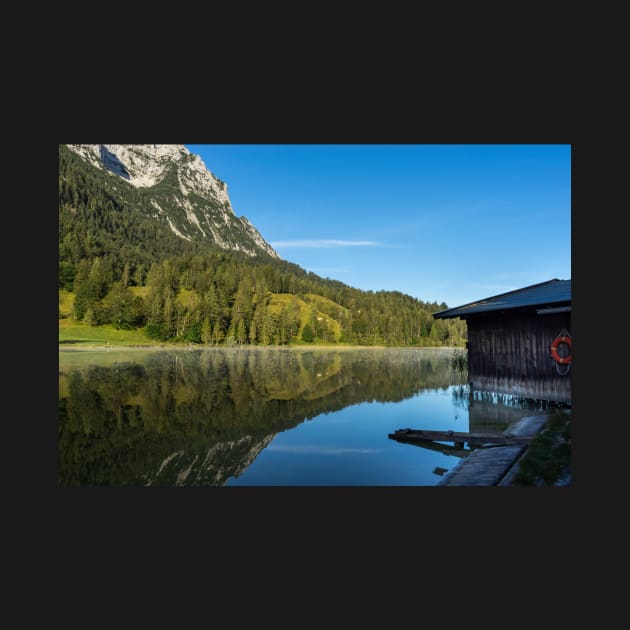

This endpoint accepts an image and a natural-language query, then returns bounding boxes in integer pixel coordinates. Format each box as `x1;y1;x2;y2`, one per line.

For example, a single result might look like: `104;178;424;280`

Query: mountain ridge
65;144;279;259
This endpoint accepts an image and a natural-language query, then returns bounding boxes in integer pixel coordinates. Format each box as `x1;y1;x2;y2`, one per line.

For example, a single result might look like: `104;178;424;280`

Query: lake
58;346;548;486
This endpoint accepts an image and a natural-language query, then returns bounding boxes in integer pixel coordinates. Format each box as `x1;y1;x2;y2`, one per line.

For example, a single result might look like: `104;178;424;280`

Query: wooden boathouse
433;279;571;404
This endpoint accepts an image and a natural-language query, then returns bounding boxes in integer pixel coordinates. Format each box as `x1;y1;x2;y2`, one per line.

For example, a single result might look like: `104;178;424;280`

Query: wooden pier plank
390;415;551;486
438;446;526;486
388;428;532;447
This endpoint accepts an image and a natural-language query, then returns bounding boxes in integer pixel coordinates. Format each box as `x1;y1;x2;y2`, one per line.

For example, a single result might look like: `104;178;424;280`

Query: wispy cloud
270;239;382;248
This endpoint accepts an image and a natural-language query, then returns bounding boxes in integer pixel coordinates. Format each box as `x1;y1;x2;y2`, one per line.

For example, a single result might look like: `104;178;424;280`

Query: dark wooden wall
466;308;571;403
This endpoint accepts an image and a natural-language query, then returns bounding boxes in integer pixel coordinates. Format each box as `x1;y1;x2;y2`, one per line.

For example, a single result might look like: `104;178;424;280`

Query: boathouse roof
433;279;571;319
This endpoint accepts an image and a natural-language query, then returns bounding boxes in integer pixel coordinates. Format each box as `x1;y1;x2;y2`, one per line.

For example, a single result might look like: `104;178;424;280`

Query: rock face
66;144;279;258
144;434;277;486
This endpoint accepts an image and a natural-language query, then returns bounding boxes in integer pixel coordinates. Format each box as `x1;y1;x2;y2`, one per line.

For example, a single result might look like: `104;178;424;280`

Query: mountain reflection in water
58;347;546;486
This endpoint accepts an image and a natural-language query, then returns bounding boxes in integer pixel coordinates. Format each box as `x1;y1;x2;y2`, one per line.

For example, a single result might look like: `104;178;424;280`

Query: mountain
59;144;467;347
64;144;279;259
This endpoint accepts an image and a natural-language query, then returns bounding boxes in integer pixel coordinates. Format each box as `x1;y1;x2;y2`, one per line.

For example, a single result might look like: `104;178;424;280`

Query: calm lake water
58;347;548;486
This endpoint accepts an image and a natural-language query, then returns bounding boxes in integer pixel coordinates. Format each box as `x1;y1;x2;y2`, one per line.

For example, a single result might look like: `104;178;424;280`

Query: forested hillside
59;145;466;346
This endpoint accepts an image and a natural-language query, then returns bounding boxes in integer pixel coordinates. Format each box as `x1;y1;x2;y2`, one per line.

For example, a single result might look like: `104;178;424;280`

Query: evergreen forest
59;145;466;347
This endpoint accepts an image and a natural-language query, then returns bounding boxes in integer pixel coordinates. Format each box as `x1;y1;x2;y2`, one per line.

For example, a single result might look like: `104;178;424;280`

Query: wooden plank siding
467;309;571;403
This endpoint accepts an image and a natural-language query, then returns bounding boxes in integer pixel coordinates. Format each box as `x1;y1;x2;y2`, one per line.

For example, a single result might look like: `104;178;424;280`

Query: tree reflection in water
59;348;464;486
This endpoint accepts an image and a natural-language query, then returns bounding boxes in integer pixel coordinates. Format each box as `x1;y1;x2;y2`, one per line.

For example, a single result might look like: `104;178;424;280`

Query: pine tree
249;317;258;344
236;318;247;345
121;262;131;287
212;321;225;345
162;294;175;339
132;264;145;287
102;282;137;329
72;259;91;320
84;307;98;326
302;323;315;343
201;317;212;344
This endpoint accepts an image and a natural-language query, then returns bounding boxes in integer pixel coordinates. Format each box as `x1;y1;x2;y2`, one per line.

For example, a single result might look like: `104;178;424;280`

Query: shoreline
59;343;460;352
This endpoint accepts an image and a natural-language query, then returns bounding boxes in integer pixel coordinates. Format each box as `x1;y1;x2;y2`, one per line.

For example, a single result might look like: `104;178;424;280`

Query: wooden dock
438;445;526;485
441;415;549;486
389;415;550;486
388;428;532;447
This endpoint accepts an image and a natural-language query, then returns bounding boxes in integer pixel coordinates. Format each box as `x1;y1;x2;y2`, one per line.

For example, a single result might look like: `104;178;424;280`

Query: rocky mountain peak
65;144;279;259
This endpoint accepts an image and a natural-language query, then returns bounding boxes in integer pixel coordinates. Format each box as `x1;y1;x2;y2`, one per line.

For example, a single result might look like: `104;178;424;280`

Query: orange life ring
550;335;572;364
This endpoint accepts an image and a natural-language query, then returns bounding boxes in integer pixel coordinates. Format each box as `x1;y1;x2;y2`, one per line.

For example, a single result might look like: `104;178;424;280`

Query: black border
46;98;589;584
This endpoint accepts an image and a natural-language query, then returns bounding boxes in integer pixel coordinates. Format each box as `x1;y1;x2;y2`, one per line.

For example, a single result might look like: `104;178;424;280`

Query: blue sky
185;144;571;308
